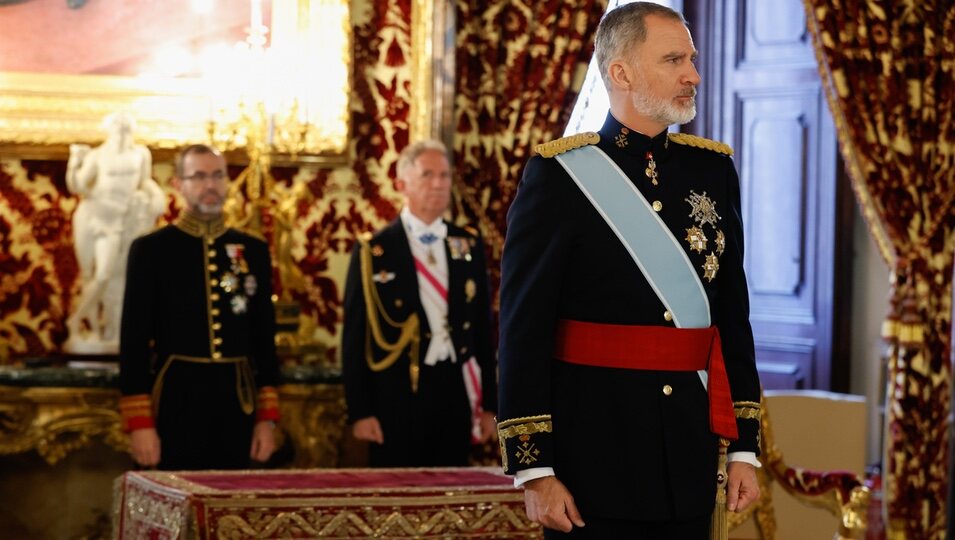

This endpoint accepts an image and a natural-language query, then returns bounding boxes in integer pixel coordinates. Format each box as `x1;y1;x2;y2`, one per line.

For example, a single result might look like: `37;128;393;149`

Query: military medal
220;272;239;293
225;243;250;274
685;227;707;253
645;151;658;185
686;190;721;228
371;244;384;257
465;279;476;303
244;274;257;296
418;232;438;265
702;253;720;282
715;230;726;255
231;294;248;314
448;237;471;261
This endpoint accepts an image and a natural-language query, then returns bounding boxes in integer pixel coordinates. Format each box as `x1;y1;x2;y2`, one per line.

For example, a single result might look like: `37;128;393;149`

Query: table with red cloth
112;467;541;539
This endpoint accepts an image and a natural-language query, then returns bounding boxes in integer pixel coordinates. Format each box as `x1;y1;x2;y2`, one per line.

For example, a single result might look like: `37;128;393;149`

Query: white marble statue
64;113;167;355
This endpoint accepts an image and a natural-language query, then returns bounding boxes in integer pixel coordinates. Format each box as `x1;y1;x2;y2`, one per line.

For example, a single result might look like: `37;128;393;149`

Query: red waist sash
554;319;738;440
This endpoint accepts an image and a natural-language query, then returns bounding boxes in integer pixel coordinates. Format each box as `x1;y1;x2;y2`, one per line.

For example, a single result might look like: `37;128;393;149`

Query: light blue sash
555;145;711;328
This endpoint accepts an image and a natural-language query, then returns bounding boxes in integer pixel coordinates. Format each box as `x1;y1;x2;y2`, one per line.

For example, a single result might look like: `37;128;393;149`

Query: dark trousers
543;514;711;540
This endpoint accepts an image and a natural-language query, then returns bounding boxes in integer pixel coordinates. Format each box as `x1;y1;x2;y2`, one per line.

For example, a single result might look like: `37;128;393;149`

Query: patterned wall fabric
803;2;955;538
0;0;410;365
451;0;608;313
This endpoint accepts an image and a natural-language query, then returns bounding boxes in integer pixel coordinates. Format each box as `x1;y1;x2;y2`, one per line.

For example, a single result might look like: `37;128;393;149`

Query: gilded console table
0;364;345;467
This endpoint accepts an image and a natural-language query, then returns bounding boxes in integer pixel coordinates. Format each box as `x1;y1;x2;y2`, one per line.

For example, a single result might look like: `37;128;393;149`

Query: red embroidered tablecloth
112;467;540;539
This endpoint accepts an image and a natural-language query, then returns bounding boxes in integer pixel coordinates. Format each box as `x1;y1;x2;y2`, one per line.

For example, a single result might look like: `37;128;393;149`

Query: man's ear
608;59;633;91
394;178;406;193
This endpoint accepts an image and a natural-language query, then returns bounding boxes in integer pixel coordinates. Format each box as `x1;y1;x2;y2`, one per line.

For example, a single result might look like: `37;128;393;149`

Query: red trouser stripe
554;319;739;440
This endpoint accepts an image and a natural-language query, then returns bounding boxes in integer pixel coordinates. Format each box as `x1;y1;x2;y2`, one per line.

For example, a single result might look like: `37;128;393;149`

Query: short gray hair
396;139;448;179
594;2;687;89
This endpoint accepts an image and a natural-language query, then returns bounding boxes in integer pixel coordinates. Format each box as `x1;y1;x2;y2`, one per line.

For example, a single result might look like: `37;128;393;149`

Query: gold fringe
711;439;729;540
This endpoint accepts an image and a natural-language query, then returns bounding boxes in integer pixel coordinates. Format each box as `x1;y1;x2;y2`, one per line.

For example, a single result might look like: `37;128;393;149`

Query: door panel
688;0;841;390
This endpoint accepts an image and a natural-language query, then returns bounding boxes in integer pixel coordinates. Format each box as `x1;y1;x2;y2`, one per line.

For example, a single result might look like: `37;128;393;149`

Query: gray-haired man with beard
496;3;761;538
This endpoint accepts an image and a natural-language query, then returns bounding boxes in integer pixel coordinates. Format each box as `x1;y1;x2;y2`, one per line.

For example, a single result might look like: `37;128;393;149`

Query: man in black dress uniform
497;3;761;538
119;144;280;470
342;139;497;467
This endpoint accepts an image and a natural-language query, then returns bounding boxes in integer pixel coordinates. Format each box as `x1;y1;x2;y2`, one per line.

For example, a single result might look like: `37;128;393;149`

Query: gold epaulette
668;133;734;156
534;132;600;158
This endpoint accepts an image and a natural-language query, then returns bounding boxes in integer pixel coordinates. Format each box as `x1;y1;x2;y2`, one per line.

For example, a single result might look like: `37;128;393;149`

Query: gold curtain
451;0;609;300
803;2;955;538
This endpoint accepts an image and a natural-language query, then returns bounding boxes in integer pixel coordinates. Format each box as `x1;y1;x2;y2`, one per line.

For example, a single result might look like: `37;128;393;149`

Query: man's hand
352;416;384;444
129;427;161;467
727;461;760;512
523;476;585;533
476;411;497;443
250;421;277;462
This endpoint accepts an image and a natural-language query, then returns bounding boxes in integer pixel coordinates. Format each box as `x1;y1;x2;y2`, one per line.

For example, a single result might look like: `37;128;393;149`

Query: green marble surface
0;362;341;388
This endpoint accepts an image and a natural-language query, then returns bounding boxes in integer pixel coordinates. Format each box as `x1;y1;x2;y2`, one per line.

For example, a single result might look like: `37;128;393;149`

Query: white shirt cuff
513;467;556;488
728;451;761;468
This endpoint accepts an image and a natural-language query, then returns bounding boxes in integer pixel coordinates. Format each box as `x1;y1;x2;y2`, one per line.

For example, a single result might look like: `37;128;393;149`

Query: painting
0;0;350;159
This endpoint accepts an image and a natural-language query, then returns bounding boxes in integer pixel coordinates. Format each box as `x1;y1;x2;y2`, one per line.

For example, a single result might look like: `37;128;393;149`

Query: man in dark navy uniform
497;3;761;538
342;140;497;467
119;144;280;470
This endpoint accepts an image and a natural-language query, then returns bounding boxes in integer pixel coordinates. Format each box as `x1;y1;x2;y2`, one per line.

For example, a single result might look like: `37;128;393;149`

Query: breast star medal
702;253;720;282
715;230;726;255
685;227;707;253
685;191;721;228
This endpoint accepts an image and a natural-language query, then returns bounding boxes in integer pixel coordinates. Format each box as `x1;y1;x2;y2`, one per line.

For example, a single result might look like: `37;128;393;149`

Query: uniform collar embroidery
598;111;671;159
175;210;227;239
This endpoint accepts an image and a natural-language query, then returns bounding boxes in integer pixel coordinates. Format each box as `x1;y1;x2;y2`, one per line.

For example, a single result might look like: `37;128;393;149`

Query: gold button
207;237;215;245
460;346;468;354
395;299;403;308
208;264;218;272
463;321;471;330
212;351;222;359
662;384;673;396
663;311;672;322
211;308;221;316
213;323;222;330
213;337;223;345
652;200;663;212
208;250;217;257
210;279;218;287
211;293;220;301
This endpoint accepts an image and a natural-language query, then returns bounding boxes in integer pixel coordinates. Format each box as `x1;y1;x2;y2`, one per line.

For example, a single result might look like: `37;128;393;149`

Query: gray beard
632;91;697;127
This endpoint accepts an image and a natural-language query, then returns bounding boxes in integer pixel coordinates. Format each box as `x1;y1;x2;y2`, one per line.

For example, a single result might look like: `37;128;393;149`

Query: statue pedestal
61;337;119;356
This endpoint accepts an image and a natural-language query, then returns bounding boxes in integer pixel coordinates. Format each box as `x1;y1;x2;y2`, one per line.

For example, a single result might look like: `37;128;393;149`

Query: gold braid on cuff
496;415;552;472
734;401;761;420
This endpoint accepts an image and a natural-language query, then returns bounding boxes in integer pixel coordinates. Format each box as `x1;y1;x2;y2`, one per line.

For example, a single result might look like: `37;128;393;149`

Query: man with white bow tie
342;139;498;467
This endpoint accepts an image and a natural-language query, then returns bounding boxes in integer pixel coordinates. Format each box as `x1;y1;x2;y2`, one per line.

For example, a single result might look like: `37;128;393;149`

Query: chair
728;390;870;540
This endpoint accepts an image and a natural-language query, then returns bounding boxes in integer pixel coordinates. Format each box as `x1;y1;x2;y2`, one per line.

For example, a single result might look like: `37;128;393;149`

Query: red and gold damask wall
0;0;412;364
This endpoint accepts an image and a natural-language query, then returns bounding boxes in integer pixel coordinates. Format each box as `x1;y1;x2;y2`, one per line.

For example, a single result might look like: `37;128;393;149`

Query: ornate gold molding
0;386;128;465
277;384;347;468
0;382;346;467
